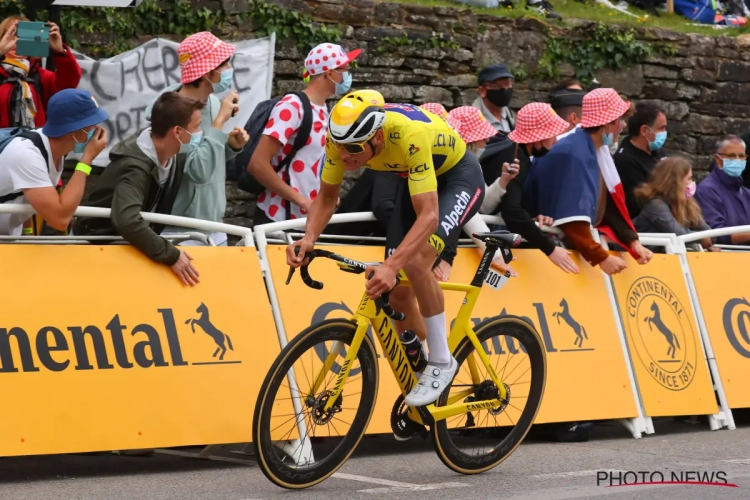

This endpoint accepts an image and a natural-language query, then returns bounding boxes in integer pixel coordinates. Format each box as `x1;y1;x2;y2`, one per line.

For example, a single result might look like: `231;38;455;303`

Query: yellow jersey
321;104;467;196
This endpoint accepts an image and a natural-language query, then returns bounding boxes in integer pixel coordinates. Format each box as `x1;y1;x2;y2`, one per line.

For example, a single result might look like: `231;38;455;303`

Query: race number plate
484;265;511;291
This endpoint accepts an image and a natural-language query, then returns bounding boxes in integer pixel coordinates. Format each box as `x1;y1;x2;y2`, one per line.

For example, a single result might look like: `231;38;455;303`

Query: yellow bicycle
252;231;548;489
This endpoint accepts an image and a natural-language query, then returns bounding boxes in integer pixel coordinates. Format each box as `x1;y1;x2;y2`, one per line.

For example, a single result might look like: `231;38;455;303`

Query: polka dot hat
303;43;361;80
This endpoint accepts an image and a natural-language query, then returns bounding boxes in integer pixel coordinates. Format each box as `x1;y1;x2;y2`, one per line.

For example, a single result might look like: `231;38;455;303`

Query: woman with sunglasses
287;89;485;407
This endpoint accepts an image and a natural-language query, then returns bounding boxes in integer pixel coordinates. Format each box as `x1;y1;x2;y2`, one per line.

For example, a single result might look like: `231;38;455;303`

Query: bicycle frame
307;258;514;427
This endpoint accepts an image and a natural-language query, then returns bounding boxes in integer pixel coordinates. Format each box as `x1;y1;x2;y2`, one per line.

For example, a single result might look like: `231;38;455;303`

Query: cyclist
287;89;485;407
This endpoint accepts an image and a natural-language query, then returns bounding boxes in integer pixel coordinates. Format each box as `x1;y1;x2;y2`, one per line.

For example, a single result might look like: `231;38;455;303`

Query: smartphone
15;21;50;58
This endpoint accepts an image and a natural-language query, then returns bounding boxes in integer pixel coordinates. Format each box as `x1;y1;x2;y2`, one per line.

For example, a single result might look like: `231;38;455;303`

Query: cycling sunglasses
333;140;370;155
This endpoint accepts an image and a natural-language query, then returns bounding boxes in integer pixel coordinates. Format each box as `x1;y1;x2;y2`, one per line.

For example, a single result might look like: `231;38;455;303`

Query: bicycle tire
252;319;379;489
432;315;547;474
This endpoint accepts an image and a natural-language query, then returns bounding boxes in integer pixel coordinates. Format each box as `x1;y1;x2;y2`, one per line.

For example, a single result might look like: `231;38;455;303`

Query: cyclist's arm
303;180;341;242
303;141;344;242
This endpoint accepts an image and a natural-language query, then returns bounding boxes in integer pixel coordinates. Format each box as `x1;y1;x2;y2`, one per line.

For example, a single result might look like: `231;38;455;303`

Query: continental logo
626;277;696;391
552;298;589;349
0;303;239;373
722;297;750;358
409;163;430;182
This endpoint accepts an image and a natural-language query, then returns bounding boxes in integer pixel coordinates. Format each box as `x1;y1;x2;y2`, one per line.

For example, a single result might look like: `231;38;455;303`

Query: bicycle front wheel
252;319;379;489
432;315;547;474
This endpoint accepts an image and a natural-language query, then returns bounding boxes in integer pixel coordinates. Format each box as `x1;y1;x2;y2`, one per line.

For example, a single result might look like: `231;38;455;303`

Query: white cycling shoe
404;357;458;407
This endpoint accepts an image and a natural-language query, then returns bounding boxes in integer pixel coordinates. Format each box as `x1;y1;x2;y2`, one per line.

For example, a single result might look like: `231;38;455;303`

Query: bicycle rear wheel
432;315;547;474
252;319;379;489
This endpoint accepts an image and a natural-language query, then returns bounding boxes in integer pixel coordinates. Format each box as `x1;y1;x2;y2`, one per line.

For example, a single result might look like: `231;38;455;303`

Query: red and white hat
178;32;236;84
579;88;631;129
420;102;449;118
507;103;571;144
448;106;496;145
303;43;361;79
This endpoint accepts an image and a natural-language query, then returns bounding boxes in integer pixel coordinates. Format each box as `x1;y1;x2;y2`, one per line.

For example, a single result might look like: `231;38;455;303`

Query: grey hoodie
145;84;241;234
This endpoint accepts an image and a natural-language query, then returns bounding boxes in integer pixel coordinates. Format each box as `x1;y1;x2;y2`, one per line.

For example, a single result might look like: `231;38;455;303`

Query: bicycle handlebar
285;248;405;322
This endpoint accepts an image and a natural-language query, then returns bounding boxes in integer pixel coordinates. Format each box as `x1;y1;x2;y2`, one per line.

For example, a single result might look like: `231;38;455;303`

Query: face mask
475;147;485;159
608;141;619;156
722;159;746;177
485;88;513;108
212;68;234;94
532;144;549;158
179;129;203;154
685;181;696;198
649;130;667;151
602;131;614;147
333;71;352;96
74;129;95;154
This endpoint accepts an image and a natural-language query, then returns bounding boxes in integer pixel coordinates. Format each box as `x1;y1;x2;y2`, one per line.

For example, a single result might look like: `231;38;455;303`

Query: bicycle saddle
473;230;523;248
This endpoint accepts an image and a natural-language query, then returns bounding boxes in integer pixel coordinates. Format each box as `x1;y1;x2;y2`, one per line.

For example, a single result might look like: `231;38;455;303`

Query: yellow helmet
328;90;386;144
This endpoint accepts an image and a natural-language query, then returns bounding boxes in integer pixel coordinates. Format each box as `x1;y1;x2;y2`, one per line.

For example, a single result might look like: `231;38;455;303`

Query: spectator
614;101;668;218
73;92;206;286
498;0;561;19
695;135;750;245
250;43;361;224
554;79;584;91
146;31;248;247
0;16;82;129
480;102;580;274
633;157;718;252
0;88;107;235
472;64;515;134
0;16;83;235
524;89;651;275
550;87;585;139
433;105;519;281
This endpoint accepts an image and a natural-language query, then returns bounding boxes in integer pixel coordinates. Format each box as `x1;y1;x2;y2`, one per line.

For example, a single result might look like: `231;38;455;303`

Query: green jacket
145;84;241;234
73;131;186;266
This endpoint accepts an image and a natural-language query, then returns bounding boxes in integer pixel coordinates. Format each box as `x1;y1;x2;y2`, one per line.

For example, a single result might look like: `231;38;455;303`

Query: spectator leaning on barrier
0;88;107;236
524;89;652;276
613;101;668;219
250;43;361;225
694;135;750;245
73;92;205;286
633;157;718;252
472;63;515;135
146;31;248;247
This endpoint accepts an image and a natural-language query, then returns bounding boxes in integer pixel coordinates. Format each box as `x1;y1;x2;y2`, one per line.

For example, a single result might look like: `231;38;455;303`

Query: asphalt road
3;418;750;500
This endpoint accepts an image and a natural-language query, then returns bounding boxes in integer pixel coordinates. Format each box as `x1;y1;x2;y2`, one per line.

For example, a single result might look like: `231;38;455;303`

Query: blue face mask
212;68;234;94
602;131;614;147
333;71;352;96
648;130;667;151
722;159;746;177
179;129;203;154
74;129;95;154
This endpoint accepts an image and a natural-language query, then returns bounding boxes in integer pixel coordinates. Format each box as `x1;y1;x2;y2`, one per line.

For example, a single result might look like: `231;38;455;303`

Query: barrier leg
598;234;654;439
669;237;735;431
254;227;315;466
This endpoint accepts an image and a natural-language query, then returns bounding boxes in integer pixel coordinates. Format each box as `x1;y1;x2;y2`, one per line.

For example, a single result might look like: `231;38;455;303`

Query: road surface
2;418;750;499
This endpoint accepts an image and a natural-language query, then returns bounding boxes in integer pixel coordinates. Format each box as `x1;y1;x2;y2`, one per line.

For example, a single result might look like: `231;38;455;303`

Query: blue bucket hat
42;89;109;138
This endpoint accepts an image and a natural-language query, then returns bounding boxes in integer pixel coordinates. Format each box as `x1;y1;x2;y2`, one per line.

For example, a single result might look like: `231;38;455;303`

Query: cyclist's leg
403;154;486;406
385;178;427;343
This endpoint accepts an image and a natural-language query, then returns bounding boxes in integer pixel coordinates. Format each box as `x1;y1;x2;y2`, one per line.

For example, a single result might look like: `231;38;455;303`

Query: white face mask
608;141;619;155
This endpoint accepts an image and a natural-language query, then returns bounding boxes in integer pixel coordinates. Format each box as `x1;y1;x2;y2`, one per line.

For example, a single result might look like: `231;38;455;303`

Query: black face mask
485;88;513;108
532;145;549;158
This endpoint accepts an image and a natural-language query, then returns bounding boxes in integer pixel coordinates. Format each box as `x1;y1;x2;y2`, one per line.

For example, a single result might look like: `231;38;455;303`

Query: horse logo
644;301;680;359
552;298;589;348
625;277;697;391
185;303;234;361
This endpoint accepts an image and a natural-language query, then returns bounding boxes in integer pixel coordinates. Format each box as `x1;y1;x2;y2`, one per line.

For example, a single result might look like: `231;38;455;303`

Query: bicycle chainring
390;394;427;441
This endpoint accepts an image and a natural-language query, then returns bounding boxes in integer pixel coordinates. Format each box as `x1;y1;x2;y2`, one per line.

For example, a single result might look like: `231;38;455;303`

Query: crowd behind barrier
1;204;749;460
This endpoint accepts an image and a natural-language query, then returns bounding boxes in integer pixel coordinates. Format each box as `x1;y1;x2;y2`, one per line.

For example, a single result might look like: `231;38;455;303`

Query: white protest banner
70;35;275;166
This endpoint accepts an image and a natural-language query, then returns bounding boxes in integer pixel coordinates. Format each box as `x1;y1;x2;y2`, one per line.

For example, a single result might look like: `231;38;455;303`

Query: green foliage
537;23;652;84
0;0;342;58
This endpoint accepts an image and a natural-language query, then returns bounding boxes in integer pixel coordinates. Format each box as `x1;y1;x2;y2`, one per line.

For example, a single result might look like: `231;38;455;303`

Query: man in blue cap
472;63;516;135
0;88;108;236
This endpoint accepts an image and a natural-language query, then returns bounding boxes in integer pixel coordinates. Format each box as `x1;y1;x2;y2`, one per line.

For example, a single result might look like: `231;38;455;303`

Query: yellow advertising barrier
0;245;278;456
268;244;639;433
687;252;750;410
610;253;717;417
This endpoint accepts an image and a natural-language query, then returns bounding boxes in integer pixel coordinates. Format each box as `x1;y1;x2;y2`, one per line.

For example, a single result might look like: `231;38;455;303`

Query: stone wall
74;0;750;229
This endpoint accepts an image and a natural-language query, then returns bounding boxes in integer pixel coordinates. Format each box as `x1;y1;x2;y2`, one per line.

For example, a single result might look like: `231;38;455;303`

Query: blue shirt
694;167;750;244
